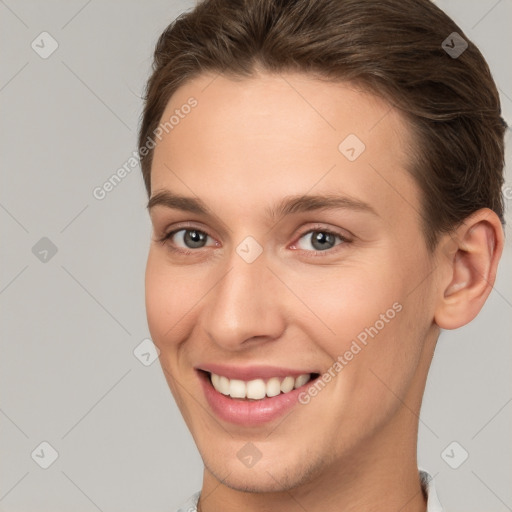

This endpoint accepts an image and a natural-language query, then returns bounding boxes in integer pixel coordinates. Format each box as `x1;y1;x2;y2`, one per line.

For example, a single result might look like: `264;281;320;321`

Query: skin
144;72;503;511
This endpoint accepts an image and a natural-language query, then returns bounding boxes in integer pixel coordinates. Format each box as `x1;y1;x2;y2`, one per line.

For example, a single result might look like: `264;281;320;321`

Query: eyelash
156;223;351;257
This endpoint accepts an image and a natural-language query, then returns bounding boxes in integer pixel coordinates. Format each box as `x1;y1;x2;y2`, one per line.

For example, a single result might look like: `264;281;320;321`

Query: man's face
145;72;440;492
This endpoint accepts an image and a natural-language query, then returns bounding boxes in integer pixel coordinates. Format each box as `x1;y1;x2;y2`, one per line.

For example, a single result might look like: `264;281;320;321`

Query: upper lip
196;363;319;381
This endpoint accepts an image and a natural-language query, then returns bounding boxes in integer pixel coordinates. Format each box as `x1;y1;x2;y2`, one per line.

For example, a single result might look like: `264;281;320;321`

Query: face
145;72;441;493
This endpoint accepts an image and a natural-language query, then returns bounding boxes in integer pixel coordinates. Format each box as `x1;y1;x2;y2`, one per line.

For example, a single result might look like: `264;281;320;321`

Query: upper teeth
210;373;312;400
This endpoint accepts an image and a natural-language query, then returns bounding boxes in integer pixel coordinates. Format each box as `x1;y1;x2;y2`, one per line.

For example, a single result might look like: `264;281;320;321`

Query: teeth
246;378;267;399
280;376;295;393
218;375;230;395
266;377;281;397
229;379;246;398
209;372;313;400
295;374;310;388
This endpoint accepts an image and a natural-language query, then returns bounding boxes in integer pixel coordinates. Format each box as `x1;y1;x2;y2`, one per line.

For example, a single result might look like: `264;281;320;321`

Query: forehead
151;72;420;226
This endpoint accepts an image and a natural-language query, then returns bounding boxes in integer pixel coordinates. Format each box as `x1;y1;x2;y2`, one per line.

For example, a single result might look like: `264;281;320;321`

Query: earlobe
434;209;504;330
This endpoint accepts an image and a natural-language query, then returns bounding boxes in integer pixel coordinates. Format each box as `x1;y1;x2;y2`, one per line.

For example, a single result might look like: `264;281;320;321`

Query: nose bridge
201;249;286;349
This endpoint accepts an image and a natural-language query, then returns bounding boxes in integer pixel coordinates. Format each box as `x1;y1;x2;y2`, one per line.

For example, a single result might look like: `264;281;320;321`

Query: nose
200;250;287;351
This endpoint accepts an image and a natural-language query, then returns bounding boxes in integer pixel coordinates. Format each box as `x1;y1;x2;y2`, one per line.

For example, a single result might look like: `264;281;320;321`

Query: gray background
0;1;511;510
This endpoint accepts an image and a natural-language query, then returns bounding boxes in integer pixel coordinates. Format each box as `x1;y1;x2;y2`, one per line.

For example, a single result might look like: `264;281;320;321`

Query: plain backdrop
1;1;511;511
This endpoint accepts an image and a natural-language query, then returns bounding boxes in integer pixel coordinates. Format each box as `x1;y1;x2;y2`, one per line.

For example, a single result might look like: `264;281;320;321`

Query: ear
434;208;504;330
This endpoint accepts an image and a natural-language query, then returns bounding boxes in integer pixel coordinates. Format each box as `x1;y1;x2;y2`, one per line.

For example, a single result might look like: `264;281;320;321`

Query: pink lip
197;369;318;426
196;363;316;381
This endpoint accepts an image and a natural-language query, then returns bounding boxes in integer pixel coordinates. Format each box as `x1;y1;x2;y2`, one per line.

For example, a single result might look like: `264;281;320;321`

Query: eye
295;229;347;252
163;228;215;250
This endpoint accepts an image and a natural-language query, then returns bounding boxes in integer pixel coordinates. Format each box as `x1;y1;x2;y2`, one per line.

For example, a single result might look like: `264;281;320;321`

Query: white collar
420;469;443;512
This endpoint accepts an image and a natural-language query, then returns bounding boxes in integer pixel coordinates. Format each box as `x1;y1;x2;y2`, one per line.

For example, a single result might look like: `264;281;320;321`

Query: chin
206;464;299;493
202;448;325;494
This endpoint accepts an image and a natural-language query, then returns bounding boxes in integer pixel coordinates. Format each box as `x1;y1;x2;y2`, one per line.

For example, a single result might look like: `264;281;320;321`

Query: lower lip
198;371;314;426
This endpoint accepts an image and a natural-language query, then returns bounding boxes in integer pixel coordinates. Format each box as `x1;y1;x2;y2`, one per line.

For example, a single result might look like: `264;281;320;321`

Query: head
139;0;505;497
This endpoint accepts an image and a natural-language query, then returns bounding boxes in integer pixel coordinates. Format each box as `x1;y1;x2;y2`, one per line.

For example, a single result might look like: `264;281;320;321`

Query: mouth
196;367;321;426
207;371;320;400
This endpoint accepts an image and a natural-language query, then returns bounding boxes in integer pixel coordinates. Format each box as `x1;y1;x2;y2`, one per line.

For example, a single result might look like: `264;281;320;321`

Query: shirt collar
420;469;443;512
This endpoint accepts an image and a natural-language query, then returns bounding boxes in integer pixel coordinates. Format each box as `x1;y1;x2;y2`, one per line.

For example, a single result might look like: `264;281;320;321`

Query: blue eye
296;230;346;251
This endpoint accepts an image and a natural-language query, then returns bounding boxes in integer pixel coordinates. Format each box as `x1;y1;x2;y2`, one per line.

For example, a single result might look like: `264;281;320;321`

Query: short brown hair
138;0;506;250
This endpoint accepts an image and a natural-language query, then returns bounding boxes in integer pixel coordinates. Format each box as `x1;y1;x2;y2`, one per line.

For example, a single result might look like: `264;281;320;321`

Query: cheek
293;264;403;355
293;261;425;407
145;250;226;354
144;251;194;347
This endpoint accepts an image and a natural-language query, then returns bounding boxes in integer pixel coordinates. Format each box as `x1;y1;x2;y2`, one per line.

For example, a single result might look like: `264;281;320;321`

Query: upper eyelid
163;223;347;238
296;226;349;238
165;226;217;244
160;222;214;238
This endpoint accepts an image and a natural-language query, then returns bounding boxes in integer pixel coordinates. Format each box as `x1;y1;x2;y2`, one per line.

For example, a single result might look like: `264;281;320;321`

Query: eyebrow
147;190;378;218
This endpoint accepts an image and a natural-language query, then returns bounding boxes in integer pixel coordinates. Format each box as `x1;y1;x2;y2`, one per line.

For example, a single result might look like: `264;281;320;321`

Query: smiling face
145;72;442;496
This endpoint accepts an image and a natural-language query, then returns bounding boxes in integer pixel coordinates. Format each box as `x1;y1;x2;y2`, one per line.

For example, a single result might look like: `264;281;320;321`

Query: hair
138;0;507;250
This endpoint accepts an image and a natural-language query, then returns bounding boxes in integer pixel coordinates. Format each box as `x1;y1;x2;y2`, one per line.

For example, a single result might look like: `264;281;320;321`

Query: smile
196;365;321;426
210;372;314;400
